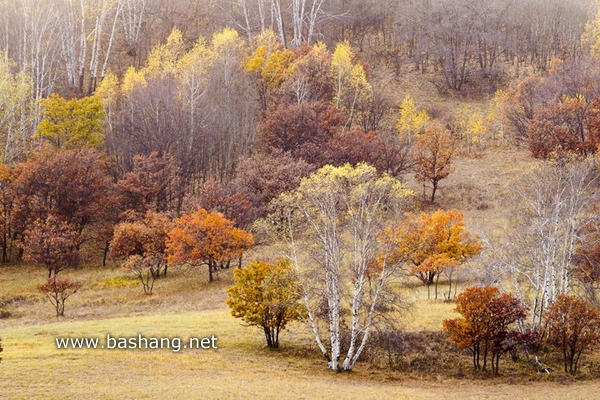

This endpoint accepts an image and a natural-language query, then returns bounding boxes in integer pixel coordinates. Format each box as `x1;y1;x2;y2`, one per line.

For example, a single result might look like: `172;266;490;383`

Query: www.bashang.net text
55;334;218;353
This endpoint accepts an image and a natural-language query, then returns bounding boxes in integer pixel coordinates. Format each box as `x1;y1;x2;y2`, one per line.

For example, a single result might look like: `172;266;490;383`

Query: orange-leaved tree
109;211;173;295
443;286;527;374
166;208;254;282
384;209;482;299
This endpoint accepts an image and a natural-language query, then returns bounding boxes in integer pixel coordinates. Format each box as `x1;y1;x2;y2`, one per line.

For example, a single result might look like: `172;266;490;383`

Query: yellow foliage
249;29;282;53
548;58;564;75
244;45;268;73
455;107;488;150
455;94;508;153
246;45;295;89
176;38;214;102
122;66;146;94
226;259;305;348
582;9;600;58
95;73;120;109
35;94;105;149
331;41;372;118
146;28;186;76
487;90;505;143
396;95;430;143
212;27;245;58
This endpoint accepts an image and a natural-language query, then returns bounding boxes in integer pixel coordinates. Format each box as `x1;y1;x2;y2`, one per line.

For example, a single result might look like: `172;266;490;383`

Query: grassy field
2;149;600;399
3;304;600;399
1;261;600;399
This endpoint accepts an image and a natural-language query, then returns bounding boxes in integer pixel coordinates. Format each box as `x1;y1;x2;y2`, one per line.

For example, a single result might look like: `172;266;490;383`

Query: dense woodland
3;0;600;377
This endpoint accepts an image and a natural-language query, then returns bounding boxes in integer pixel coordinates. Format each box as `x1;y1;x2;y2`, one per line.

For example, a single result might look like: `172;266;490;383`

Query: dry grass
1;263;599;399
1;126;598;397
3;304;600;399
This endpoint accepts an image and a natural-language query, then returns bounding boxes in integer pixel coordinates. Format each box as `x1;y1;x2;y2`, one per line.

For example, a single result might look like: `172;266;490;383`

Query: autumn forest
3;0;600;398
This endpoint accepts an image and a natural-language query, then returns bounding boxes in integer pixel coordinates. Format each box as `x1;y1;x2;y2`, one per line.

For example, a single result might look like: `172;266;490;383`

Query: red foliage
23;215;83;278
260;101;345;165
443;286;527;374
117;151;183;216
526;96;594;159
233;151;315;219
13;147;115;235
545;294;600;374
193;179;254;229
324;126;387;171
37;277;82;317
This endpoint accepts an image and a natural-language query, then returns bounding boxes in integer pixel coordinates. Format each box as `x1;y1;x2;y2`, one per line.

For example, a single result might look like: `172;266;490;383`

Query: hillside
2;0;600;397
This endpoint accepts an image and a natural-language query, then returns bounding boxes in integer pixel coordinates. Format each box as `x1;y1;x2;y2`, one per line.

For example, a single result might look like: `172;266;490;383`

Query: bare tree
119;0;147;61
489;157;600;331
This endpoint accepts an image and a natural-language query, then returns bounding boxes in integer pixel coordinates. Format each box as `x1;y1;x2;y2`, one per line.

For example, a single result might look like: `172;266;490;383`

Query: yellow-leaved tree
35;94;105;149
454;106;489;155
121;66;147;94
0;56;37;163
271;163;412;371
396;95;430;145
582;8;600;58
145;28;187;77
330;41;372;127
97;27;257;181
244;30;296;110
226;259;305;348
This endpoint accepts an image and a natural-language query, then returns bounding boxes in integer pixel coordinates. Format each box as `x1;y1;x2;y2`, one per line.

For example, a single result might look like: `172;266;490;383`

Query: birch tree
330;41;372;129
271;163;412;371
119;0;147;62
0;57;36;164
490;157;600;331
60;0;123;94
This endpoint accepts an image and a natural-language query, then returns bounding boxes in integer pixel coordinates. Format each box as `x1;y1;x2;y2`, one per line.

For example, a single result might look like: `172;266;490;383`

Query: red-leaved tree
38;277;83;317
443;286;527;374
545;294;600;374
23;215;83;278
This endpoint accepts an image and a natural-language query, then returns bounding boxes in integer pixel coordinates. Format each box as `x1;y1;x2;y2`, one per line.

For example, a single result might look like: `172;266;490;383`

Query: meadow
1;148;599;399
1;260;599;399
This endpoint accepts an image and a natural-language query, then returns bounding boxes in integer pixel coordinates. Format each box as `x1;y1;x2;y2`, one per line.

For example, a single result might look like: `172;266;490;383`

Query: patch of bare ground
405;146;539;234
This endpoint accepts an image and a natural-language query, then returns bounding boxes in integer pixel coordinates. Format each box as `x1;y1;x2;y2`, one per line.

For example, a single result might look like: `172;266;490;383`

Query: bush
0;307;10;319
37;277;83;317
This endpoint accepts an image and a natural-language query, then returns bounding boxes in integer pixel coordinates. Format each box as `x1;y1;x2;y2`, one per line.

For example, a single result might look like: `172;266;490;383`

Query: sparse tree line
0;0;596;98
1;0;600;377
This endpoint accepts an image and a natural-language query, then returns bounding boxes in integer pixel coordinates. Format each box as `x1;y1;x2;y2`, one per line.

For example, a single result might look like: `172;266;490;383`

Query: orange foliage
166;208;254;282
383;209;482;298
